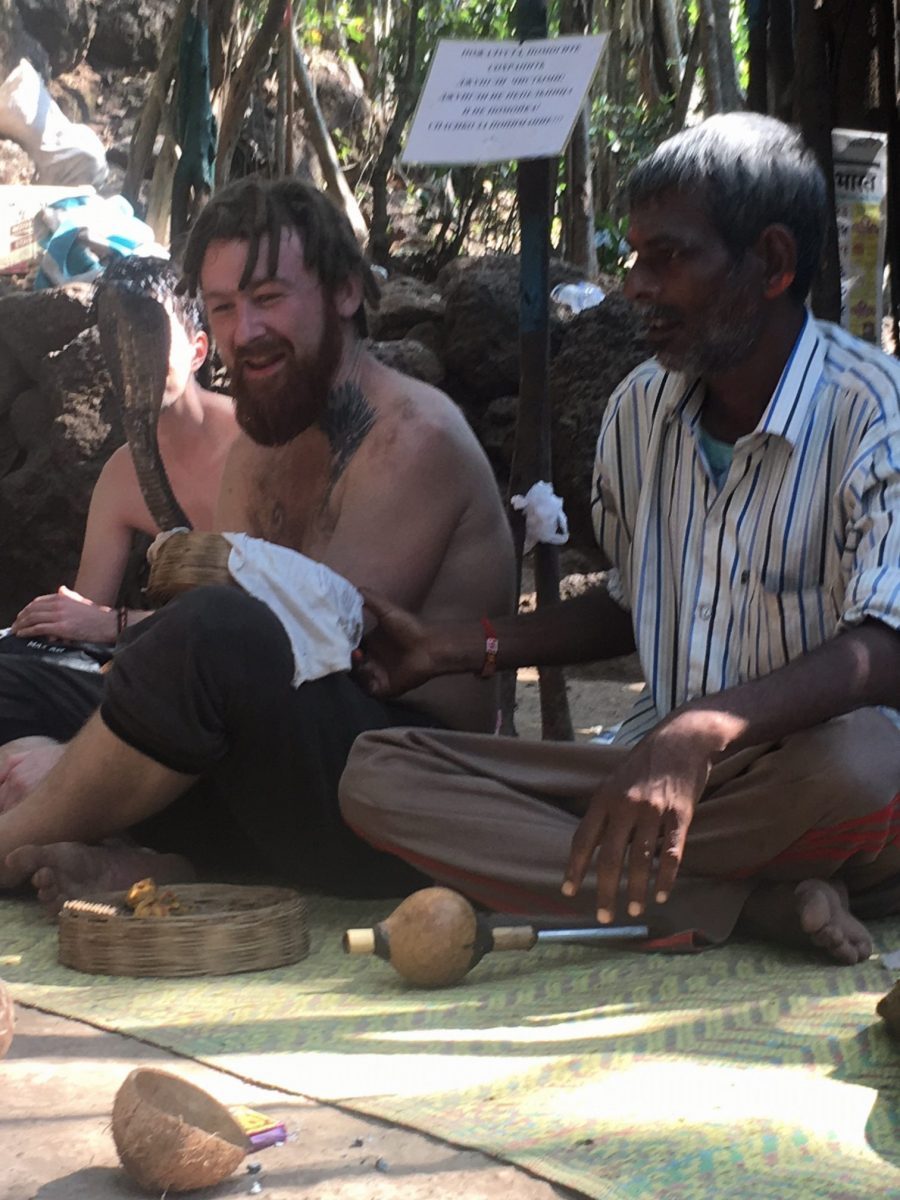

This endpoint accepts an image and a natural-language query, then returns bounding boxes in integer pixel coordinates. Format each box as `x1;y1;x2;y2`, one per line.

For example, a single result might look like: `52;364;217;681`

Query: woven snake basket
145;531;234;606
58;883;310;977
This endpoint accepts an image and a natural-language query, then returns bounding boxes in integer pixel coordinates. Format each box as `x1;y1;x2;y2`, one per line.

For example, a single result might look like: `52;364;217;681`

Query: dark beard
231;313;344;447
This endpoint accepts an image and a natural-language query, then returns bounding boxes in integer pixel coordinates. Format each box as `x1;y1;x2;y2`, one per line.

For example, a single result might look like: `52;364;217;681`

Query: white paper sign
403;36;608;166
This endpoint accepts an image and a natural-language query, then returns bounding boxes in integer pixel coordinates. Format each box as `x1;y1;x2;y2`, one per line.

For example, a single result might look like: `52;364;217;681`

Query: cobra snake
96;283;193;532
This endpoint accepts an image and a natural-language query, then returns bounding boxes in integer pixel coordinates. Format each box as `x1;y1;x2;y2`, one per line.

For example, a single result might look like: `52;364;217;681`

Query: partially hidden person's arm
11;450;153;643
357;585;636;700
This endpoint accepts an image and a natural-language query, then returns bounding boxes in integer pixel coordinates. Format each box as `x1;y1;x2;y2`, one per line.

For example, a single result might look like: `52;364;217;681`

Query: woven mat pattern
3;894;900;1199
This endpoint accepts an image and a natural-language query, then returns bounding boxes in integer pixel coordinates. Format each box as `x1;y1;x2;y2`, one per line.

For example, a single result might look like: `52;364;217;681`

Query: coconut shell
877;980;900;1037
0;978;14;1059
112;1068;247;1193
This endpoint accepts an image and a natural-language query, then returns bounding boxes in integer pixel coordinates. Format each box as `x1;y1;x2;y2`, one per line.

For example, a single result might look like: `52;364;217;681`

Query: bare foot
5;841;195;915
740;878;873;965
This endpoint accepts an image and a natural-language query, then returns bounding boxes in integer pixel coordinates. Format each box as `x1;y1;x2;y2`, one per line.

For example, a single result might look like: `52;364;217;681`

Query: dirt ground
1;654;640;1200
1;1006;575;1200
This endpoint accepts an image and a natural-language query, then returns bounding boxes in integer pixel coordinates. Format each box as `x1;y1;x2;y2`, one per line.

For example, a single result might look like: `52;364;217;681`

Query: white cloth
221;533;363;687
0;60;108;188
510;481;570;553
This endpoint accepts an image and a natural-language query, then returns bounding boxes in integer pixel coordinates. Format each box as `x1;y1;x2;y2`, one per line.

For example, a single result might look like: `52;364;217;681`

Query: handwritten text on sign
403;36;608;165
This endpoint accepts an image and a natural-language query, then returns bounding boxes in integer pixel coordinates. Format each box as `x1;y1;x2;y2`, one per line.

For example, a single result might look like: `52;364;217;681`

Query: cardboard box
0;184;94;274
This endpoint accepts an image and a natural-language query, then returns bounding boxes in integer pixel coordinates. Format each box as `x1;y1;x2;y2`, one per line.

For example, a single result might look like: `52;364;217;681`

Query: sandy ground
0;570;643;1200
2;1007;575;1200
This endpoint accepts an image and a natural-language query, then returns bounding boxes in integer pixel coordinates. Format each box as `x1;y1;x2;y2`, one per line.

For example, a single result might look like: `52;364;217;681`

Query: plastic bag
0;59;108;189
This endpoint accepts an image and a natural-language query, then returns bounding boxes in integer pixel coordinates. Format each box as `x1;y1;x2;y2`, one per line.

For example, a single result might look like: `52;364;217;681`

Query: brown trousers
339;709;900;944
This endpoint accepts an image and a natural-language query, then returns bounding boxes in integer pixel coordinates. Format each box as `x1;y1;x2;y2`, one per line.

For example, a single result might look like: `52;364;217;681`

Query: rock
0;0;31;81
404;320;444;355
89;0;179;69
0;136;34;184
0;284;93;378
370;337;444;387
0;412;19;477
549;293;647;544
438;254;585;406
16;0;97;74
368;275;445;342
0;341;30;416
9;385;51;450
0;325;120;620
308;48;369;145
49;61;102;122
471;394;517;489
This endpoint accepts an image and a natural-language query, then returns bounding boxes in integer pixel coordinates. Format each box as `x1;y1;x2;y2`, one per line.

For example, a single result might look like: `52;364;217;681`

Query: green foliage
591;95;673;202
594;213;631;275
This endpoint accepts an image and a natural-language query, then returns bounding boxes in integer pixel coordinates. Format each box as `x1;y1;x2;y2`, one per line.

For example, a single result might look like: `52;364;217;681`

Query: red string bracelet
479;615;499;679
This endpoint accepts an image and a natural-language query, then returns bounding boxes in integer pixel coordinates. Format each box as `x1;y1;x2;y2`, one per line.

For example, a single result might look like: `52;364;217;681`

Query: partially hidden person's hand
11;586;116;644
353;590;440;698
0;743;66;813
563;713;724;922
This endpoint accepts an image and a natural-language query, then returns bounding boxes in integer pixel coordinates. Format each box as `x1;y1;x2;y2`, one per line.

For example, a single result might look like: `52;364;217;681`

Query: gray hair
626;113;827;302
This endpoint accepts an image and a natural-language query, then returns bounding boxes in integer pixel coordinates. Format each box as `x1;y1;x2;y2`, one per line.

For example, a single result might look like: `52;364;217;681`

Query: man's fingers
359;589;393;623
563;807;607;899
593;818;632;922
653;810;689;903
624;821;661;917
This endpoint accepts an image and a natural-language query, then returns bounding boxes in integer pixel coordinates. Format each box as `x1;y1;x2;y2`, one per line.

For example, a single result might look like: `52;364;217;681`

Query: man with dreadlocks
0;177;514;908
0;255;237;811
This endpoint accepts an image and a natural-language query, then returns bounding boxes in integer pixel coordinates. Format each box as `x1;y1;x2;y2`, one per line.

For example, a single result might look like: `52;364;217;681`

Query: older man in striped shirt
342;112;900;965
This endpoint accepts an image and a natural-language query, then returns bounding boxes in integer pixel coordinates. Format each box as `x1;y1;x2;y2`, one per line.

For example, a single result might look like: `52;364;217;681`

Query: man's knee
340;730;407;834
144;587;293;683
786;709;900;818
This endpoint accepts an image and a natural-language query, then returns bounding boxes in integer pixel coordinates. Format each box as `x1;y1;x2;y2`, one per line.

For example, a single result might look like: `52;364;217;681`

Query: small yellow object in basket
125;877;182;918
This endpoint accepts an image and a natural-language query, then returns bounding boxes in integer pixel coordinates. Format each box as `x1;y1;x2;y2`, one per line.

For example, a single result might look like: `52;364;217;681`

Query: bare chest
245;436;338;552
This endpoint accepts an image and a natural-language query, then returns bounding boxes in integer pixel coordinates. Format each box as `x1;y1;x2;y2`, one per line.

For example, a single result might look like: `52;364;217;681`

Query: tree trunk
368;0;421;264
292;31;368;241
215;0;284;187
560;0;597;277
712;0;742;110
122;0;192;205
768;0;794;119
672;22;701;130
697;0;724;113
746;0;768;113
656;0;684;95
793;0;842;320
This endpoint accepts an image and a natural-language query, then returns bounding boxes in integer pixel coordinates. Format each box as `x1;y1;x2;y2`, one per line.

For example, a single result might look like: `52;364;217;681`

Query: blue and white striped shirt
591;314;900;745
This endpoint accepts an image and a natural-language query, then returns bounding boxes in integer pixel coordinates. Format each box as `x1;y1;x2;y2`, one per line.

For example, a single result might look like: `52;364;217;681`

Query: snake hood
96;282;193;533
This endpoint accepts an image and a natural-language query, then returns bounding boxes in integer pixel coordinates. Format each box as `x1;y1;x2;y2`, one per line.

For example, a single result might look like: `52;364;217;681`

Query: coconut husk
145;531;233;605
0;977;13;1059
112;1067;247;1193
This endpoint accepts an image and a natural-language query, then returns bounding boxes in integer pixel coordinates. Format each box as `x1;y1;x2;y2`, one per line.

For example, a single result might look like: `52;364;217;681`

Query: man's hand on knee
562;712;728;921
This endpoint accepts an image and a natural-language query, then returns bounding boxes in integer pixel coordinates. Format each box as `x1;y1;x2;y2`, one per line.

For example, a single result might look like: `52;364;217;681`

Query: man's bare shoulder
365;360;487;471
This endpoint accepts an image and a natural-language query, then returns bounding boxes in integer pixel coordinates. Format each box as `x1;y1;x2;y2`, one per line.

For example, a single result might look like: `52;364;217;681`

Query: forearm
428;586;636;675
666;620;900;757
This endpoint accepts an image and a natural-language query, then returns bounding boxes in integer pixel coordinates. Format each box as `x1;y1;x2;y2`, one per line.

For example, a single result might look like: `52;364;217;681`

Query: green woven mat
3;893;900;1200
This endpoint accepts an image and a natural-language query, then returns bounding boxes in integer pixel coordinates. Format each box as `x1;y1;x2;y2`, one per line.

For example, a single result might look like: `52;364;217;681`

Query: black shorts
100;586;434;897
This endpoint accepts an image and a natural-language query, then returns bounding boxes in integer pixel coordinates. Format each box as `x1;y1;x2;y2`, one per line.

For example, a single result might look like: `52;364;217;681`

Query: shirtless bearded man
0;177;514;906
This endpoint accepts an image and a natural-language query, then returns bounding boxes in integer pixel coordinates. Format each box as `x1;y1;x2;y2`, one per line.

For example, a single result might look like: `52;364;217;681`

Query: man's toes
5;845;42;884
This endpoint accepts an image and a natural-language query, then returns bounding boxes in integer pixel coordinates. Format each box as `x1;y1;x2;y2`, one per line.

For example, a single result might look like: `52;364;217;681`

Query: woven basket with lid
58;883;309;977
